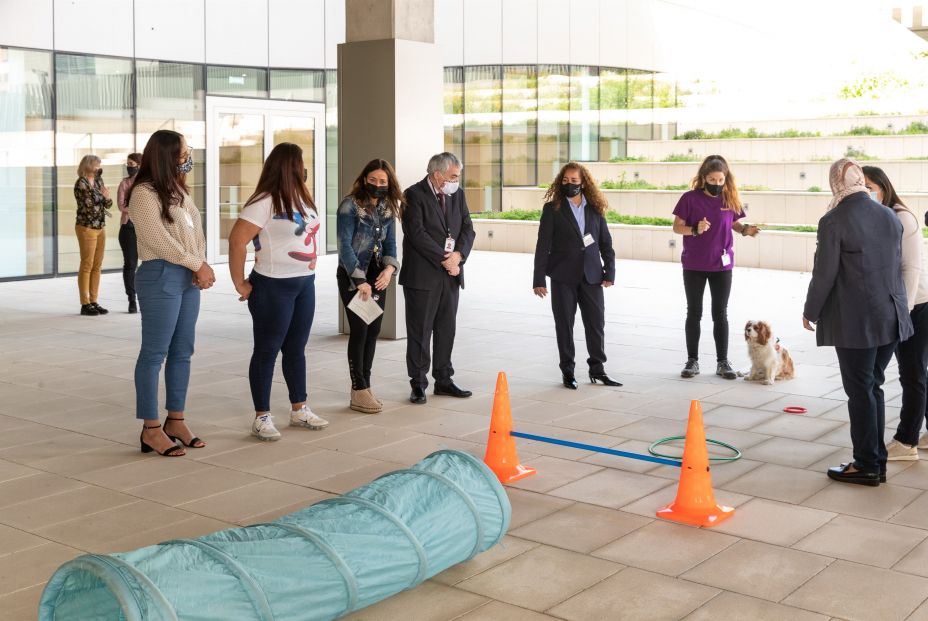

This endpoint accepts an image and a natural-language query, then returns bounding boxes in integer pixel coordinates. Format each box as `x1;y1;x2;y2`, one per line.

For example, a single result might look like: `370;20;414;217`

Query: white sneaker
290;405;329;430
252;414;281;441
887;439;918;461
919;432;928;450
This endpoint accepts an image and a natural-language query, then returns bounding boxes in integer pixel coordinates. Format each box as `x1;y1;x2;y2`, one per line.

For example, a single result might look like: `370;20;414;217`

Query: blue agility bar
510;431;681;467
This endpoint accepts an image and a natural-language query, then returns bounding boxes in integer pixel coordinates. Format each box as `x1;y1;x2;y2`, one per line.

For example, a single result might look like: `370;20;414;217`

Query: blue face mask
177;153;193;175
870;191;880;202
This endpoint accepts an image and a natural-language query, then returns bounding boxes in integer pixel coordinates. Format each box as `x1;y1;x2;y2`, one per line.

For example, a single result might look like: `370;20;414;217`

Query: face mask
126;165;138;177
562;183;582;198
870;191;880;202
95;169;103;179
441;180;459;196
366;183;388;198
705;183;723;197
177;153;193;175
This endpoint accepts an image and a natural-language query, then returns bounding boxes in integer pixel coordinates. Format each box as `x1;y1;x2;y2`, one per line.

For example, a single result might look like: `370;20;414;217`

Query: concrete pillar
337;0;444;339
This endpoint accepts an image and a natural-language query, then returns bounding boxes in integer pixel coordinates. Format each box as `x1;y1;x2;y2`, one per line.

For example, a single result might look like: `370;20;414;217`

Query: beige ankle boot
350;388;382;414
367;386;384;406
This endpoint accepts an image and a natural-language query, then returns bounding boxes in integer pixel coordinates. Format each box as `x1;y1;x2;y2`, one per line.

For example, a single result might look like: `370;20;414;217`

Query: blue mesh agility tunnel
39;450;510;621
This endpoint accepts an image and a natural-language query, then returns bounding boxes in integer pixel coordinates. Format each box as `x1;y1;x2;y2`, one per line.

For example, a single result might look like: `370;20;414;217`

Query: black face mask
366;183;388;199
126;165;138;177
705;183;723;197
562;183;582;198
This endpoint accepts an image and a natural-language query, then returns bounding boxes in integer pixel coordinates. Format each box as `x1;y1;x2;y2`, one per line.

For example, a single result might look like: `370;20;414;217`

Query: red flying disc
783;406;807;414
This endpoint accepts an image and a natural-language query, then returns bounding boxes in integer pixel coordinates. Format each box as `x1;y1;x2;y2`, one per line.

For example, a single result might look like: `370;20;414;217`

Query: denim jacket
337;196;400;287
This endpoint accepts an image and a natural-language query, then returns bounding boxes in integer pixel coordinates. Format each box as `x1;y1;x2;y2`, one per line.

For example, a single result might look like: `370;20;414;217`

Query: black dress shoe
409;386;427;404
90;302;109;315
827;463;880;486
434;381;472;398
840;463;887;483
589;372;622;387
562;375;578;390
80;304;99;316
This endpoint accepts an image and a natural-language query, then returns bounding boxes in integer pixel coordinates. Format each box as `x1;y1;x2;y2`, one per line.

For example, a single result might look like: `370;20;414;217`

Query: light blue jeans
134;260;200;420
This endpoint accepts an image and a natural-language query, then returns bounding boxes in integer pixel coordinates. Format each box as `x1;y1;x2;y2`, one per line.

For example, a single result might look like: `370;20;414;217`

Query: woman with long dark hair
532;162;621;389
863;165;928;460
128;130;213;456
672;155;759;380
336;159;402;413
229;143;327;441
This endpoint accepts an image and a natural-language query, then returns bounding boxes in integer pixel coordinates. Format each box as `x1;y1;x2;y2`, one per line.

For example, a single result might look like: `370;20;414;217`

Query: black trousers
550;278;606;377
118;223;138;298
682;269;732;362
835;342;897;474
337;264;387;390
404;276;459;389
896;303;928;445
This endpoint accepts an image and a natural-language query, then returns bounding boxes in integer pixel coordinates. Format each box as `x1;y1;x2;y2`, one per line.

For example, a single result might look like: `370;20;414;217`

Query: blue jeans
134;260;200;421
247;271;316;412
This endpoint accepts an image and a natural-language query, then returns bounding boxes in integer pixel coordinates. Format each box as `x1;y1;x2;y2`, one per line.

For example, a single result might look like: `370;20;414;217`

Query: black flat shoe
839;463;886;483
140;424;184;457
80;304;99;316
164;416;205;448
434;381;472;398
589;373;622;387
90;302;109;315
827;463;880;486
562;375;578;390
128;298;137;314
409;386;427;404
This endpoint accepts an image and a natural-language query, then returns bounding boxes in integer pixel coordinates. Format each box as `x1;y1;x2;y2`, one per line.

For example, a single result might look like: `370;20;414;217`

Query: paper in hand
347;291;384;325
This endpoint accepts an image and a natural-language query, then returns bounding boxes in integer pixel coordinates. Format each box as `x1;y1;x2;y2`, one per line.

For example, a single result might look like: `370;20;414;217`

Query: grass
661;153;702;162
608;155;650;162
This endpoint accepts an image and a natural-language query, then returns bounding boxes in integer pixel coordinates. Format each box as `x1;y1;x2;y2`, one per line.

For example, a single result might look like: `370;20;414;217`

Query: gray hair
427;152;462;175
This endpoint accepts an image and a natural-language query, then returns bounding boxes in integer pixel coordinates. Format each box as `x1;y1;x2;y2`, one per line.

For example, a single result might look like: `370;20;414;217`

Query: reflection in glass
599;68;628;161
270;69;325;102
463;66;502;212
272;116;315;191
569;66;600;162
627;70;654;141
207;66;268;98
0;47;54;279
218;113;264;256
502;66;537;187
538;65;569;183
55;54;134;274
325;70;338;251
443;67;464;166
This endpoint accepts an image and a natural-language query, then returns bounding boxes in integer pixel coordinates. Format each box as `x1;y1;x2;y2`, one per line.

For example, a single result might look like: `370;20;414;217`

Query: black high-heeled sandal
164;417;205;448
140;424;184;456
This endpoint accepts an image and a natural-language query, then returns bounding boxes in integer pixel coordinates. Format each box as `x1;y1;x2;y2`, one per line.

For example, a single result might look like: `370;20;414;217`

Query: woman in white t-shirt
228;143;329;441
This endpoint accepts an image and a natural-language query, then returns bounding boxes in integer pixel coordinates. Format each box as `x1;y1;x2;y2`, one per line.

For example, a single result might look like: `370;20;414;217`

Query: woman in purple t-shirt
671;155;759;379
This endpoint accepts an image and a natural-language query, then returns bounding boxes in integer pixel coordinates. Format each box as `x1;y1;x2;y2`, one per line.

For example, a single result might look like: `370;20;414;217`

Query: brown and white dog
743;320;795;385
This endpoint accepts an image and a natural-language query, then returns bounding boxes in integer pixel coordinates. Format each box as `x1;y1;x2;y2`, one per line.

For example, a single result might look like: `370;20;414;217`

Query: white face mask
870;191;880;202
441;180;459;196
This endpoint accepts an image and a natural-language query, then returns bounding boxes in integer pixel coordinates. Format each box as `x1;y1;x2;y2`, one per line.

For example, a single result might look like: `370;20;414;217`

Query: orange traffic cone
484;372;536;484
656;400;734;527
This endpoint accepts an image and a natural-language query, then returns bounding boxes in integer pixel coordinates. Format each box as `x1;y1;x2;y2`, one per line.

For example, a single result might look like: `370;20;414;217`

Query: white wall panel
135;0;205;63
569;0;598;66
598;0;627;68
434;0;464;66
54;0;133;57
501;0;537;65
463;0;501;65
324;0;345;69
537;0;569;65
625;0;655;71
0;0;53;50
270;0;325;68
205;0;268;66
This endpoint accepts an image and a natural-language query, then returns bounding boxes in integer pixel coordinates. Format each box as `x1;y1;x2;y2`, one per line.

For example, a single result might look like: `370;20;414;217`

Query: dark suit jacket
399;177;476;290
804;192;914;348
533;198;616;288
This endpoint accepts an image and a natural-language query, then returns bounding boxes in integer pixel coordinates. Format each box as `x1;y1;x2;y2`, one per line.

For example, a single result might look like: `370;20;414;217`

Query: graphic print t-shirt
239;194;320;278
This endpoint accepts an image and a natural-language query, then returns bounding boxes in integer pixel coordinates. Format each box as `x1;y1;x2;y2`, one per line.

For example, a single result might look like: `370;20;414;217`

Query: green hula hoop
648;436;742;462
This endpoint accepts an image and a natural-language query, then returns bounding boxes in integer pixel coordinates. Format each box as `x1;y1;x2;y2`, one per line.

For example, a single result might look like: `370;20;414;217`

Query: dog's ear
756;322;771;346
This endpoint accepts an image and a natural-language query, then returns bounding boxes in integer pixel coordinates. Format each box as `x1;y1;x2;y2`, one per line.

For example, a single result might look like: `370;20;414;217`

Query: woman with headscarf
803;158;913;486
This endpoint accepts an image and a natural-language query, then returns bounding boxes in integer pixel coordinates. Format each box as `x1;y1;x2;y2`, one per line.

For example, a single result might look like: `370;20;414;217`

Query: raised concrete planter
500;187;928;227
675;114;928;138
471;219;818;272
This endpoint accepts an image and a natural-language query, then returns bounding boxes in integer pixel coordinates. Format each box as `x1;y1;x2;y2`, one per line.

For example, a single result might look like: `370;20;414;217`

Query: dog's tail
777;349;796;380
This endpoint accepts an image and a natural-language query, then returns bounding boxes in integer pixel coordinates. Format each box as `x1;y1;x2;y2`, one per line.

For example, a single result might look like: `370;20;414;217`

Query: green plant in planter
662;153;701;162
845;146;878;160
807;185;824;192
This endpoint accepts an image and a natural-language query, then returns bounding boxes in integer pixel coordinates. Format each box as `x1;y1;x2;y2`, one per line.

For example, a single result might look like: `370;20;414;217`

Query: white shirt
239;194;320;278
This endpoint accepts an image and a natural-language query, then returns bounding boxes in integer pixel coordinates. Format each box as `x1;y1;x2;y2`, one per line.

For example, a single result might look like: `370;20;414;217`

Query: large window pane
443;67;464;170
537;65;569;184
136;61;205;230
0;48;55;279
599;68;628;161
207;66;268;98
270;69;325;102
463;66;502;212
502;65;536;186
325;69;337;252
569;66;599;162
55;54;134;274
627;69;654;140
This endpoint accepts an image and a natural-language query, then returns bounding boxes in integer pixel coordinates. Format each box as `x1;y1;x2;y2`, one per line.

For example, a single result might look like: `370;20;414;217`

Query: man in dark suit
804;159;914;486
400;152;476;404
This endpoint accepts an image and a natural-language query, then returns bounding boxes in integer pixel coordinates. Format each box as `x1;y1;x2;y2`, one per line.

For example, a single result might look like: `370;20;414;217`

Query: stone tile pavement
0;251;926;620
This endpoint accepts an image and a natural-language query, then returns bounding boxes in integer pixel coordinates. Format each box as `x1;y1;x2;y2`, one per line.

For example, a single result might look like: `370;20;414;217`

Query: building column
337;0;444;340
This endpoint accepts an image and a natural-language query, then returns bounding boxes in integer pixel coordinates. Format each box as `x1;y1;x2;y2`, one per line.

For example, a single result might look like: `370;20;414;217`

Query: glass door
206;97;325;263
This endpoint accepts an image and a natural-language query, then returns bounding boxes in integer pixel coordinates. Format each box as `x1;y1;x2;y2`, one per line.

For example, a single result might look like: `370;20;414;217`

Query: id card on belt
444;237;455;253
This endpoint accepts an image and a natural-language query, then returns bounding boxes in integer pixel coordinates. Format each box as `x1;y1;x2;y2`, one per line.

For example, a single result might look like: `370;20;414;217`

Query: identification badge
721;251;731;267
444;237;455;252
582;233;595;248
184;211;194;228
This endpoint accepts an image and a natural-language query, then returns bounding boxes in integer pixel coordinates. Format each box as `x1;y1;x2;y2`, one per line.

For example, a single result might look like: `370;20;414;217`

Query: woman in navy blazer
533;162;620;389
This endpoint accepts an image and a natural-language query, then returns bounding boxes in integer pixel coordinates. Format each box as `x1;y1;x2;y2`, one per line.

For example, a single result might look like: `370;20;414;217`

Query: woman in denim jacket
337;159;402;413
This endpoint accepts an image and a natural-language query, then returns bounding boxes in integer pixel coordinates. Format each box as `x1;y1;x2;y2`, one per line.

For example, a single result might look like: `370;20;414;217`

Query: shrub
676;129;707;140
739;185;770;191
661;153;701;162
807;185;823;192
845;146;878;160
609;155;649;162
899;121;928;134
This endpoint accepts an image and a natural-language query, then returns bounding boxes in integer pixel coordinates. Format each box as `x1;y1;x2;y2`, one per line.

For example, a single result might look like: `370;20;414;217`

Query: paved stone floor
2;251;928;621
